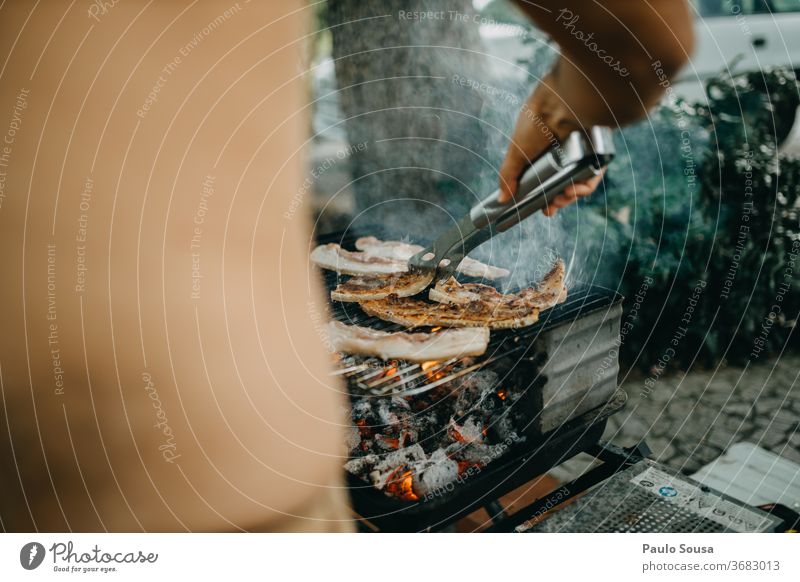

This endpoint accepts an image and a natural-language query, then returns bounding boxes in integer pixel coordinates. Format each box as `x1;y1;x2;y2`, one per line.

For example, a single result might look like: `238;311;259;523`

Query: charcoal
343;360;526;501
351;400;372;418
412;450;460;496
487;414;521;443
366;444;427;490
446;440;516;467
453;370;499;417
375;399;400;427
344;454;378;475
344;424;361;451
448;416;485;444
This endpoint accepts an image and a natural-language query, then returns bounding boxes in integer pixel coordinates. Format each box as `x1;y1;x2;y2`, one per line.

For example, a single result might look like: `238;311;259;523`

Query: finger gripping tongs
408;126;616;283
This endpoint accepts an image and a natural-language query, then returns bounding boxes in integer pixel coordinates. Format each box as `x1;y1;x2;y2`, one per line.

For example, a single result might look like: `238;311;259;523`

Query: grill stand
508;444;784;533
484;441;650;532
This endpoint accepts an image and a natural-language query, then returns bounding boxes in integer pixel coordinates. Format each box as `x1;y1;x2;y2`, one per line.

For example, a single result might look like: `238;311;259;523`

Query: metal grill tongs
408;126;616;284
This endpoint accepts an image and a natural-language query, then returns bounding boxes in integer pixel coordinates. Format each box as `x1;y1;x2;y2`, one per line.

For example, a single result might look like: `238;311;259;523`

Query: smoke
318;1;626;289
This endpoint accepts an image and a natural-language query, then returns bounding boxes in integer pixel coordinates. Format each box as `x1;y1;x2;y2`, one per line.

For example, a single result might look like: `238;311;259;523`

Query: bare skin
0;2;351;532
502;0;695;214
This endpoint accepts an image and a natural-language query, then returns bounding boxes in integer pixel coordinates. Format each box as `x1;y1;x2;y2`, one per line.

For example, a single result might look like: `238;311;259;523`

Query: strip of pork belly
330;271;434;302
355;236;510;280
327;321;489;362
429;259;567;311
310;243;408;276
359;295;540;330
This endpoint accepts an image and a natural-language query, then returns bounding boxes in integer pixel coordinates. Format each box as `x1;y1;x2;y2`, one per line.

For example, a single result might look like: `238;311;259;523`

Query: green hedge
573;68;800;370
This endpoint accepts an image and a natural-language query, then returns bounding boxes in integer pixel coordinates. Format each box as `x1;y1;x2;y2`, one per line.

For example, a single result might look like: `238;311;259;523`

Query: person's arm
500;0;695;211
0;0;351;532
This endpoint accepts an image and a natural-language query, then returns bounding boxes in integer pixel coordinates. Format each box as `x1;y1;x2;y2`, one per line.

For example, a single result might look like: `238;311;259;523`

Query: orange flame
385;467;418;501
420;360;451;383
379;365;399;383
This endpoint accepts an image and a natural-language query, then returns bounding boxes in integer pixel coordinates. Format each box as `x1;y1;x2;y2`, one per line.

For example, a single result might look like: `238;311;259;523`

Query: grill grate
592;488;724;533
327;275;620;396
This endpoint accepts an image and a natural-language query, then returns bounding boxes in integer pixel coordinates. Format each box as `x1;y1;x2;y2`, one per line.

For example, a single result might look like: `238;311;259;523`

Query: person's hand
498;73;605;216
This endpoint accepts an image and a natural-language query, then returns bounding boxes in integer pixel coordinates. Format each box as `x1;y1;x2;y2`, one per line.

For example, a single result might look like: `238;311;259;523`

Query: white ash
344;424;361;451
351;400;373;418
453;369;500;417
449;416;485;444
344;454;379;476
365;444;427;490
375;398;404;426
445;434;523;467
412;450;460;497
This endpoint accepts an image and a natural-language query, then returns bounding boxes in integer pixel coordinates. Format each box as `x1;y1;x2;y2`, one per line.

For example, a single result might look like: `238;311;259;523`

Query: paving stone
755;397;790;415
705;429;736;451
736;383;763;400
610;354;800;472
749;427;788;450
772;445;800;465
753;413;777;429
768;409;799;430
664;401;698;420
724;402;756;418
722;415;749;434
702;389;735;407
615;414;651;439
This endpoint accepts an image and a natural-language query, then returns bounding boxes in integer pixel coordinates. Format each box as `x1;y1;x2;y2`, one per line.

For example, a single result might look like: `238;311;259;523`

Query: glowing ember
457;461;483;474
376;435;400;449
345;367;524;502
380;365;399;382
355;419;371;451
449;425;467;443
385;467;418;501
422;360;452;383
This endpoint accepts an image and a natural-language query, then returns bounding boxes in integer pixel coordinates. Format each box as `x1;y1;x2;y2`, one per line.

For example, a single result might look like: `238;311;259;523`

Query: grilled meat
359;260;567;330
331;271;434;302
310;243;407;276
359;294;540;330
355;236;510;280
327;321;490;362
430;259;567;310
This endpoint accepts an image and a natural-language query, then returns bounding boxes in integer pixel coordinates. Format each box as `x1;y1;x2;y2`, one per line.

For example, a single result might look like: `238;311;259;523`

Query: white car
671;1;800;145
678;2;800;102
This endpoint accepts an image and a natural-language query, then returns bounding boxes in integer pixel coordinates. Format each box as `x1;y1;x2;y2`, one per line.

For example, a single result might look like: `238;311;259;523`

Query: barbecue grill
318;230;787;533
317;228;632;531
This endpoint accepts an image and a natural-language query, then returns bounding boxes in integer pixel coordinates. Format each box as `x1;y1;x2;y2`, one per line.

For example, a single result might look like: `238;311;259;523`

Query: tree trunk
326;0;489;239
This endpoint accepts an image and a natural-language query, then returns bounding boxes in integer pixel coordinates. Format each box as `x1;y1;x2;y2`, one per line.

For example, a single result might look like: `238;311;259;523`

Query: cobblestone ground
603;354;800;474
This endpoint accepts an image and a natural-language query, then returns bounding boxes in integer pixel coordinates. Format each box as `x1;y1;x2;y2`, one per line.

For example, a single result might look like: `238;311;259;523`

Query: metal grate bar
362;358;458;390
